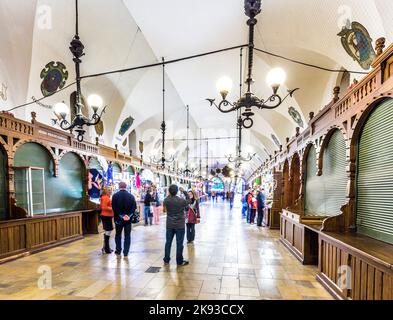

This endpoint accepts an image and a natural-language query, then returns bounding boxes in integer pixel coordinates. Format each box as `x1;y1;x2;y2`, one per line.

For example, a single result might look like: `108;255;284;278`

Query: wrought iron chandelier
150;58;175;168
227;48;256;168
207;0;298;129
182;105;193;177
53;0;106;142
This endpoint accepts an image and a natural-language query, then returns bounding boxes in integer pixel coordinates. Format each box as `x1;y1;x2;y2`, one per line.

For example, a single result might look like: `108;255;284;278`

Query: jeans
246;206;251;223
242;204;248;217
257;207;264;226
164;228;185;265
115;222;131;255
250;209;256;224
144;206;152;225
186;223;195;242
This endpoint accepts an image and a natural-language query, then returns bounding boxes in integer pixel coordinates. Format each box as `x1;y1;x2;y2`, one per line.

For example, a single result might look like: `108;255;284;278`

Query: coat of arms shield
337;21;375;70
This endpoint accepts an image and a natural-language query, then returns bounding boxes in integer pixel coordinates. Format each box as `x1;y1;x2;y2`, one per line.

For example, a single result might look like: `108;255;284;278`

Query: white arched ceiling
1;0;393;179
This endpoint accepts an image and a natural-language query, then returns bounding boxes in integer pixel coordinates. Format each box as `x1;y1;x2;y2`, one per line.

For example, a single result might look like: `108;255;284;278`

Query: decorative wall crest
40;61;68;96
288;106;304;128
0;83;7;101
337;21;375;70
119;116;134;136
271;134;281;147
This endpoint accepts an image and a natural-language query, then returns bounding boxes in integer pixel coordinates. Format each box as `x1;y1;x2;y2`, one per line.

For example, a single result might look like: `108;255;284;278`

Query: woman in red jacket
247;190;258;224
100;187;114;254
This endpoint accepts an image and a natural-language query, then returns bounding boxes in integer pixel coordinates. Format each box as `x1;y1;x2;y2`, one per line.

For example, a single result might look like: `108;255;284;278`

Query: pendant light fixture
207;0;298;129
150;58;175;168
53;0;106;142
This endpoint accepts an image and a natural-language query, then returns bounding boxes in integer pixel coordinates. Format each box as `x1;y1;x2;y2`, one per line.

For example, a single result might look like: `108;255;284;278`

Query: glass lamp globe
87;94;103;113
54;102;70;119
216;76;233;99
266;68;286;93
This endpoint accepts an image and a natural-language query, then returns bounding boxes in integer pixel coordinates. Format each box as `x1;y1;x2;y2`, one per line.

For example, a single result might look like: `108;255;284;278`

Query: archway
357;99;393;244
290;153;301;206
14;142;54;215
57;152;84;212
283;160;291;208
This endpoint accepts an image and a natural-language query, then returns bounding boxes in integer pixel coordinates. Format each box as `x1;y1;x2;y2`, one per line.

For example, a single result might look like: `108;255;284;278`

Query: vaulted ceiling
1;0;392;178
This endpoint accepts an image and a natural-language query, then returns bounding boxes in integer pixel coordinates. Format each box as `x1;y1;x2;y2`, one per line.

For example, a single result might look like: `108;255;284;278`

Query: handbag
187;207;197;224
131;211;140;224
148;205;154;217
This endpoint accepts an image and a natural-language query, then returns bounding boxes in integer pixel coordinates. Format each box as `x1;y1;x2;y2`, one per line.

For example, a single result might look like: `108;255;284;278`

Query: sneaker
115;250;121;256
163;261;170;266
177;260;189;267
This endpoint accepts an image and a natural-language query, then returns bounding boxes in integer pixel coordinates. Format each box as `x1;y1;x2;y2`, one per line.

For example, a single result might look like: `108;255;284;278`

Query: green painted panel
112;163;121;174
127;166;135;175
357;99;393;244
88;158;103;172
54;152;84;213
0;147;7;220
14;143;84;214
305;146;325;216
323;130;347;216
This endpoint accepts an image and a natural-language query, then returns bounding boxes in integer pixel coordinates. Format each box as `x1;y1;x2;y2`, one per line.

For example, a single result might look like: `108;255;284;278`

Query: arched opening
88;158;104;201
57;152;84;212
14;142;54;215
304;145;325;215
323;129;347;216
0;145;7;220
283;160;291;208
290;153;301;207
357;99;393;244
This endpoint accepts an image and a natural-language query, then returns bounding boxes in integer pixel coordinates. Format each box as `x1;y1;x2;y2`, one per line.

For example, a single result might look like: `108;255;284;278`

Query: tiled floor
0;199;332;300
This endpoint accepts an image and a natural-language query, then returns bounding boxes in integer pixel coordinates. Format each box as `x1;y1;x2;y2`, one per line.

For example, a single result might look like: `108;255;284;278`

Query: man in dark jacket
111;182;136;257
163;184;190;266
257;187;266;227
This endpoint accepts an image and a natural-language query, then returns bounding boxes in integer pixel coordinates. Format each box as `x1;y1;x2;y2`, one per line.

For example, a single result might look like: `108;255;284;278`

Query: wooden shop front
263;38;393;300
0;110;182;263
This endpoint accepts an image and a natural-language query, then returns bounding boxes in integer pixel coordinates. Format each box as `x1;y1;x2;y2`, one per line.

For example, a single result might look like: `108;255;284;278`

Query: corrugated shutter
323;130;347;216
357;99;393;244
0;148;6;220
305;146;326;216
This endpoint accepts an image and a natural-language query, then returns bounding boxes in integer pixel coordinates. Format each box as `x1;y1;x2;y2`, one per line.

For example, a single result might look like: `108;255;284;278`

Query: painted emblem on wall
119;116;134;136
40;61;68;96
288;106;304;128
0;83;7;101
95;120;104;136
337;21;375;70
271;134;280;147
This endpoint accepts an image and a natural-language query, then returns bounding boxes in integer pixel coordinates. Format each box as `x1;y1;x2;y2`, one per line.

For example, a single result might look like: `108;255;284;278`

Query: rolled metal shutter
323;130;347;216
305;146;325;216
357;99;393;244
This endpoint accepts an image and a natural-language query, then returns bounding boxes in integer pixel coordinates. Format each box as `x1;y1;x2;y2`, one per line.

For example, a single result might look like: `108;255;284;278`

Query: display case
14;166;47;216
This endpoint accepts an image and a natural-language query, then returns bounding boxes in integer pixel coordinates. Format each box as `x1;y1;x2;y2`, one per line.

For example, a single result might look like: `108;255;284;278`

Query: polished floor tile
0;199;332;300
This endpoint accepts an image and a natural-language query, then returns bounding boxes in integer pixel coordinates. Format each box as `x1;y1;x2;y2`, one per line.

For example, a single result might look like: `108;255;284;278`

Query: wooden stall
261;38;393;299
0;110;191;263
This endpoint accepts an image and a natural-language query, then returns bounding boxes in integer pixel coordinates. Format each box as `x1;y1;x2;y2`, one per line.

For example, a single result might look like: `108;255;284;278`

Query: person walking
211;190;216;203
112;182;137;257
246;189;253;223
186;190;200;244
163;185;190;266
144;187;153;226
229;190;235;210
100;187;114;254
152;187;160;225
248;189;258;224
241;191;248;218
257;187;266;227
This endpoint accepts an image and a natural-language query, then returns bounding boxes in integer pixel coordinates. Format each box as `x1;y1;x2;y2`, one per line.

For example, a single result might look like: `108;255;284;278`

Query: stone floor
0;199;332;300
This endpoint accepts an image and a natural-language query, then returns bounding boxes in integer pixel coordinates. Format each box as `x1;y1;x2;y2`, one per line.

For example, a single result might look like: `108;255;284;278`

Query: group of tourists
142;186;161;226
241;187;266;226
99;183;200;266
